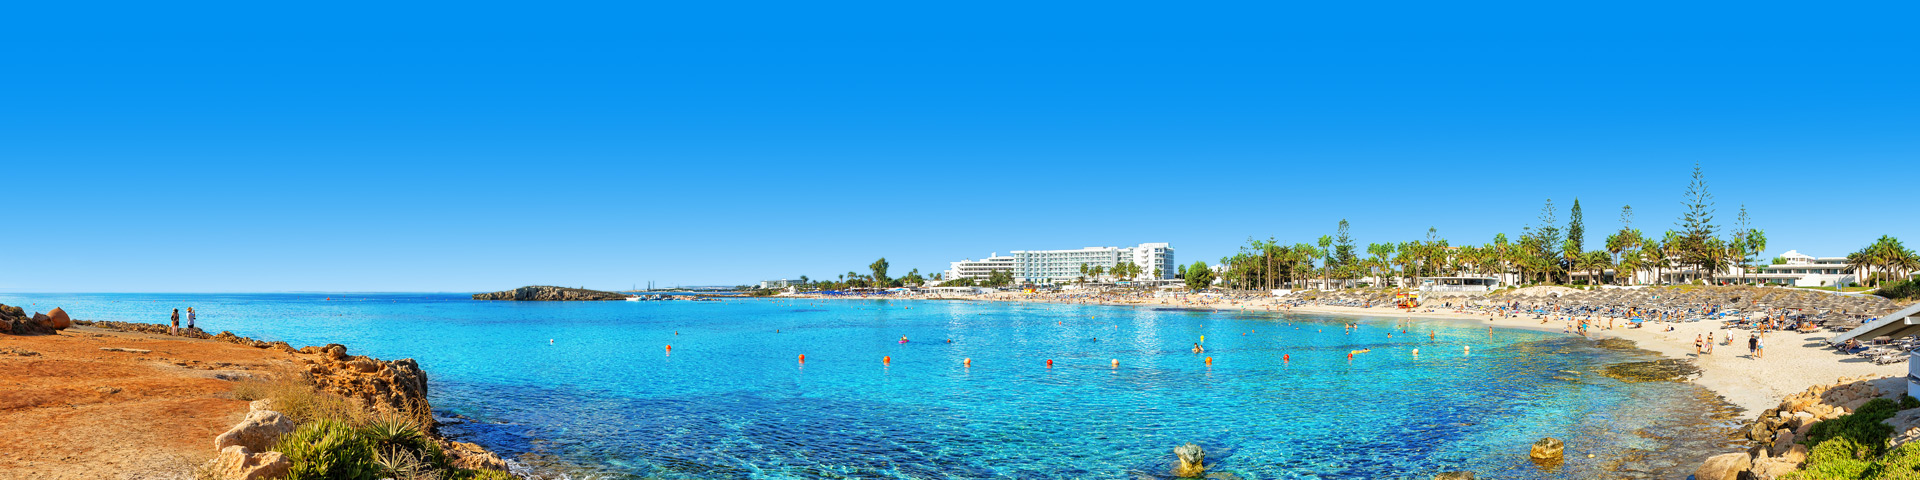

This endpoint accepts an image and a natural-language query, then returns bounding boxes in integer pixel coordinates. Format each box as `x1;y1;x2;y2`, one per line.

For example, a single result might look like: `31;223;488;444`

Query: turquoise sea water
0;293;1738;479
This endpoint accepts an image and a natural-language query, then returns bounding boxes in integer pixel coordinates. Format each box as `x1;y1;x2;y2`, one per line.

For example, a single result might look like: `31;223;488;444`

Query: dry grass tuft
230;369;368;426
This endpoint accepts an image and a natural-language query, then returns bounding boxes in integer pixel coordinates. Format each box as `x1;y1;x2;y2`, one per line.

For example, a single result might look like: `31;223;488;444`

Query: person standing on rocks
169;309;180;335
187;308;196;330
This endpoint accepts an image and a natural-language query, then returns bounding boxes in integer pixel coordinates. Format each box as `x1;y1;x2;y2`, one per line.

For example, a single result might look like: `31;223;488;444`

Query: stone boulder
42;308;71;330
1172;443;1206;477
214;410;295;453
1770;430;1797;457
207;445;289;480
1;304;57;336
1433;472;1475;480
1529;438;1563;461
440;439;510;471
1751;457;1800;479
1693;452;1751;480
1780;444;1809;465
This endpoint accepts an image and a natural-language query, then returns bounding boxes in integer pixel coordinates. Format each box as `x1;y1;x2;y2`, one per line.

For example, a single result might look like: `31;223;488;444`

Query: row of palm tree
1076;261;1151;283
1214;220;1780;290
1847;236;1920;287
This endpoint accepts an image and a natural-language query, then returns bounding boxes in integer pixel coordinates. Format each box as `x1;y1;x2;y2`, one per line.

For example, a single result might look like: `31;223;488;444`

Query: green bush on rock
276;419;379;480
1780;398;1920;479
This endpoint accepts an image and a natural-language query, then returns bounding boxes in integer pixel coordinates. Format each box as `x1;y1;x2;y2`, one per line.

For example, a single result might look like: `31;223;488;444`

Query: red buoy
884;355;891;365
1046;359;1053;368
798;354;805;363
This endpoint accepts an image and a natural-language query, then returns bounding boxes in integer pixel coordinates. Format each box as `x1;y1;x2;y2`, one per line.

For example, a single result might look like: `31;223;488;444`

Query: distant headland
472;285;630;301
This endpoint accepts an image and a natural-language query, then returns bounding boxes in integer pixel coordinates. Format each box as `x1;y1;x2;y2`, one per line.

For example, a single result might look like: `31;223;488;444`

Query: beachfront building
1012;243;1175;284
1416;276;1502;292
946;254;1016;280
758;279;804;289
1754;250;1858;287
1648;250;1858;286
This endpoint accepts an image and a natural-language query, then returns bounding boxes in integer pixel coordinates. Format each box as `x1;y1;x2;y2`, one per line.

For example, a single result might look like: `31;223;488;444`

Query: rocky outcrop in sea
473;285;630;301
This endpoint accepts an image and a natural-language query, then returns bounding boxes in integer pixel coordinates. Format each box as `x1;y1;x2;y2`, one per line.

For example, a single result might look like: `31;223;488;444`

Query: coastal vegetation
1209;165;1907;292
1780;397;1920;480
226;373;513;480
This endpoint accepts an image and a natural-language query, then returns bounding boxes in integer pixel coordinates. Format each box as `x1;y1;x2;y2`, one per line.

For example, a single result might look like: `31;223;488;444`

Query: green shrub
1806;398;1899;458
1809;437;1879;465
1783;458;1873;480
1876;280;1920;301
360;415;455;476
1866;442;1920;479
1902;395;1920;410
276;419;379;480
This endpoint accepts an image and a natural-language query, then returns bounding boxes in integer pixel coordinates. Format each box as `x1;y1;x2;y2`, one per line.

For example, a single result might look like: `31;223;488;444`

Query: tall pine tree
1568;198;1584;254
1675;164;1718;283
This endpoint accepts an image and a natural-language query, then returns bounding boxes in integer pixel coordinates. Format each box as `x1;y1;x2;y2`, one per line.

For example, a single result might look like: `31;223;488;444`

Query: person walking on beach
169;309;180;335
1756;335;1766;359
1747;335;1758;357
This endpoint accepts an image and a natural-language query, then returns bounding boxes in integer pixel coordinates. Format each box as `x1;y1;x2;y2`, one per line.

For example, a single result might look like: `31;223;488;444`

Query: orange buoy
1347;352;1354;361
1046;359;1053;368
964;358;972;367
799;354;806;363
1283;354;1290;362
1111;359;1119;368
884;356;891;365
1205;356;1213;366
666;345;672;352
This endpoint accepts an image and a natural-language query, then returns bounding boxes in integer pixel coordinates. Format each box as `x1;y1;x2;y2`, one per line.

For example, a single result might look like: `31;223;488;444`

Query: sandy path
0;327;297;480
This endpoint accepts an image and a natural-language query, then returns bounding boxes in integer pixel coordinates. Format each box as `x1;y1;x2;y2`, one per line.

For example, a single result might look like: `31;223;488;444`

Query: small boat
625;296;642;301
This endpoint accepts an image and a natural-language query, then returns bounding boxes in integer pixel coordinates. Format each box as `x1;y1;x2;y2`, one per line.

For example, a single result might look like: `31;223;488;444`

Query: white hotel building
1012;243;1175;284
946;254;1016;280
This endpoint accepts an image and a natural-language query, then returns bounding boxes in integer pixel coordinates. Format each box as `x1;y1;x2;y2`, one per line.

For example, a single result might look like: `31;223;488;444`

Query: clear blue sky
3;1;1915;292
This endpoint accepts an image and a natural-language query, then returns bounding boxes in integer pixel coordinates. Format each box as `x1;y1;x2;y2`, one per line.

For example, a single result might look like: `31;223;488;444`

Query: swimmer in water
1192;343;1204;354
899;336;909;343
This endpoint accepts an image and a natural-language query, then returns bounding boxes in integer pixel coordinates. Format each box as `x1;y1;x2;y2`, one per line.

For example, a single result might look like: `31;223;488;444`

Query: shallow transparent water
0;293;1739;479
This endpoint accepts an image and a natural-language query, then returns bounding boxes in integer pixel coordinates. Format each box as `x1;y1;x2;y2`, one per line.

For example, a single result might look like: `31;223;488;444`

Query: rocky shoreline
472;285;631;301
0;302;521;479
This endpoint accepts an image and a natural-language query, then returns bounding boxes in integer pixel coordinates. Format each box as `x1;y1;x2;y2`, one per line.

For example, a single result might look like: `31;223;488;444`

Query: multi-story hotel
945;254;1015;280
1753;250;1858;287
1012;243;1174;284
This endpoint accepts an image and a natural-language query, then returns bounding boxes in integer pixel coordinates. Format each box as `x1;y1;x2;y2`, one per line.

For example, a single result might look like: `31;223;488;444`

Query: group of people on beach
168;307;195;335
1693;331;1767;358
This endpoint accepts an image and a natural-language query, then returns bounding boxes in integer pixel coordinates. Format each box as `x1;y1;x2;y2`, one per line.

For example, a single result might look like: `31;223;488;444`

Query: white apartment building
946;254;1016;280
1013;243;1174;283
1753;250;1858;287
1647;249;1857;287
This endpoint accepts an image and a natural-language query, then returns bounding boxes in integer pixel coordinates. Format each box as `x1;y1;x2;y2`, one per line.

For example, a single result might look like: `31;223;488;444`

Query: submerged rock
1433;473;1475;480
1172;443;1207;478
1600;359;1702;382
1529;437;1564;461
1594;338;1638;350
